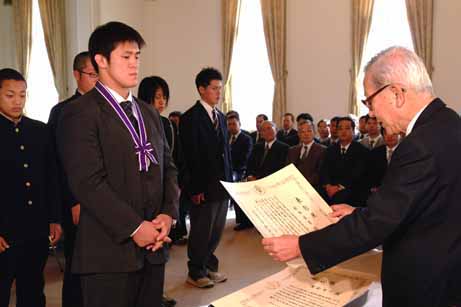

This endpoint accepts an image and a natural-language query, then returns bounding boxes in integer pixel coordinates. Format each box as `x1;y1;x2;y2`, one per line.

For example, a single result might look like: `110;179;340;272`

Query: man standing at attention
58;22;178;307
262;47;461;307
179;67;233;288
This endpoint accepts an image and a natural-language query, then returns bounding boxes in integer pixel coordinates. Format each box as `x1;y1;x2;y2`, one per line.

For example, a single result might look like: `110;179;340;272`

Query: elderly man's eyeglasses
361;84;390;110
78;70;98;79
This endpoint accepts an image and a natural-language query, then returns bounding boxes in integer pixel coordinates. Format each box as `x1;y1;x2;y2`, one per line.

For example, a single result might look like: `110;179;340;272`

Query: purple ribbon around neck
95;81;158;171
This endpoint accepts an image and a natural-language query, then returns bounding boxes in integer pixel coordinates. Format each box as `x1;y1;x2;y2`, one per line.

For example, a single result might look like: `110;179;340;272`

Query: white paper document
212;165;381;307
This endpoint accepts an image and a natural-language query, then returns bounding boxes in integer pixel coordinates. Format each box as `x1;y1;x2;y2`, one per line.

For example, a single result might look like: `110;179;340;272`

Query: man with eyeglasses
262;46;461;306
47;51;98;307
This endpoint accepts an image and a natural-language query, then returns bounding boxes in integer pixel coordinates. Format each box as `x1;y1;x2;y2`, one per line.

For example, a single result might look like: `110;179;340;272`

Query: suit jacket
0;115;60;245
319;141;369;206
366;144;389;190
276;128;299;146
247;140;289;179
299;99;461;306
230;132;253;180
360;135;385;150
179;101;232;200
286;143;326;188
250;131;263;145
57;88;179;274
48;91;81;231
319;137;332;147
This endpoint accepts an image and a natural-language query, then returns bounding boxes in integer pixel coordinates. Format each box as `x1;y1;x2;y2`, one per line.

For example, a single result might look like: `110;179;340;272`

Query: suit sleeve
57;103;143;243
299;137;438;274
178;112;205;195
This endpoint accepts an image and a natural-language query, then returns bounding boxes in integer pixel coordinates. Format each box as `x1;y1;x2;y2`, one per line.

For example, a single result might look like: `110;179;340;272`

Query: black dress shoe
162;294;177;306
233;223;254;231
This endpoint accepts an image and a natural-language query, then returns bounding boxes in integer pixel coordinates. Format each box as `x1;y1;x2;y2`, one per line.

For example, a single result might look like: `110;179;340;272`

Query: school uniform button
27;200;33;206
15;128;19;133
23;163;29;168
20;145;25;150
25;182;31;187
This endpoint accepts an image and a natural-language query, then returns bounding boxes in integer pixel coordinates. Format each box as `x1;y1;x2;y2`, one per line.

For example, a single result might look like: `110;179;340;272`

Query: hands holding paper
262;204;356;261
132;214;173;251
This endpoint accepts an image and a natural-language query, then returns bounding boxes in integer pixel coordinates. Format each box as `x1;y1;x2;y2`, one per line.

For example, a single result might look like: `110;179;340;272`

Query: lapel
195;101;215;134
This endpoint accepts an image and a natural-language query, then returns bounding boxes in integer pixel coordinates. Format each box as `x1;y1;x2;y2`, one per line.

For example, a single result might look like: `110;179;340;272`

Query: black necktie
212;109;219;130
370;139;375;149
230;135;236;145
260;143;269;167
341;147;346;155
121;101;139;133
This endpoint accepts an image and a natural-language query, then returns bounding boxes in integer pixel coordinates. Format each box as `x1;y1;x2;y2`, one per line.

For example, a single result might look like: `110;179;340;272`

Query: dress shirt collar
301;140;314;148
0;110;22;126
199;99;216;121
406;103;430;136
340;142;351;152
106;86;133;104
265;139;276;149
230;131;241;143
368;134;382;142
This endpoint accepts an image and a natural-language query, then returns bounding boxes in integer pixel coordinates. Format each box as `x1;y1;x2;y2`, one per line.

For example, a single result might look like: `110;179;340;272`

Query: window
230;0;274;131
357;0;414;115
25;0;59;122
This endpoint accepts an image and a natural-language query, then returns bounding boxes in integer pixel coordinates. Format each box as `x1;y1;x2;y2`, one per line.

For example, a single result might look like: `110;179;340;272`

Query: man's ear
73;70;80;82
391;85;406;109
94;54;108;71
198;85;206;96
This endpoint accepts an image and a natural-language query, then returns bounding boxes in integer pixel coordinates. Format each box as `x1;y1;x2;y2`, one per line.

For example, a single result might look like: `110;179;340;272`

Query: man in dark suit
276;113;298;146
328;116;340;145
360;116;384;149
318;117;369;207
247;121;289;180
287;120;326;189
179;67;233;288
355;114;368;140
250;113;268;145
227;114;253;231
366;127;400;194
0;68;62;307
263;47;461;307
317;119;331;146
57;22;178;307
47;51;98;307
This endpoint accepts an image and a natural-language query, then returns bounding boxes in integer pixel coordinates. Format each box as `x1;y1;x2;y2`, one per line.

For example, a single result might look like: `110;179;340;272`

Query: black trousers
62;224;82;307
187;199;228;279
234;203;253;227
80;262;165;307
169;192;191;240
0;238;49;307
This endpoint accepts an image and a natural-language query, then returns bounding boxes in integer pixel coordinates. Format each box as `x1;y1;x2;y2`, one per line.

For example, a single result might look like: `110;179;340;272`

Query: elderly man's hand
329;204;356;220
262;235;301;262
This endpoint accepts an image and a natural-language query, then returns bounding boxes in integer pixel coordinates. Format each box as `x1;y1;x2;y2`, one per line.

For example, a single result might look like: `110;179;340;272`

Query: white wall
432;0;461;112
66;0;461;119
287;0;351;122
142;0;222;114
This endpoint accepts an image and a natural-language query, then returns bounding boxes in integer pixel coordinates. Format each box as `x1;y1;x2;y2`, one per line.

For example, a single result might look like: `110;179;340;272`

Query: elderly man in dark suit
179;67;233;288
287;120;326;189
263;47;461;307
227;114;253;231
58;22;178;307
47;51;98;307
247;121;289;180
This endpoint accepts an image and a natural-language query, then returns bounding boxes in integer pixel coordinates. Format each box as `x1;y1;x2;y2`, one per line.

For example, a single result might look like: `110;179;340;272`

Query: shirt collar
266;139;276;149
406;104;430;136
340;142;351;151
301;140;314;148
369;134;382;142
387;144;398;152
0;110;22;126
200;99;215;120
106;86;133;104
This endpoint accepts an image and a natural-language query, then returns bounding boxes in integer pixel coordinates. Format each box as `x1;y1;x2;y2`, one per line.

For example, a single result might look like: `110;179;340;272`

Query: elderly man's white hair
261;120;277;130
364;46;434;95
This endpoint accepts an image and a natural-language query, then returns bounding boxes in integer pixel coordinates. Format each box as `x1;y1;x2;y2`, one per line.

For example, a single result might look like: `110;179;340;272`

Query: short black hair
195;67;222;90
226;110;240;120
317;119;329;127
169;111;182;118
337;116;356;130
296;113;314;123
366;116;377;123
88;21;145;73
283;113;295;121
227;114;240;123
359;114;369;121
0;68;26;88
73;51;92;71
257;114;268;121
138;76;170;105
330;116;341;124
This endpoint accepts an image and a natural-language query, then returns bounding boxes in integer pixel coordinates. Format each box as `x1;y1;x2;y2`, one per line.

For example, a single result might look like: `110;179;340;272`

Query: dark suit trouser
80;262;165;307
187;199;228;279
62;224;82;307
170;192;191;240
234;203;253;227
0;238;49;307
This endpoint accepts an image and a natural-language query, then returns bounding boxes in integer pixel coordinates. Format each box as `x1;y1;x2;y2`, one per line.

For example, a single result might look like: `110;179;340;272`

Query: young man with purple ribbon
57;22;178;307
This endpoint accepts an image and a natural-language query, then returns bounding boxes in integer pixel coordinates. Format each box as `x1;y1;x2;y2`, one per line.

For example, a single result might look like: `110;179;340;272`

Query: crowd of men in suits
3;21;460;307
